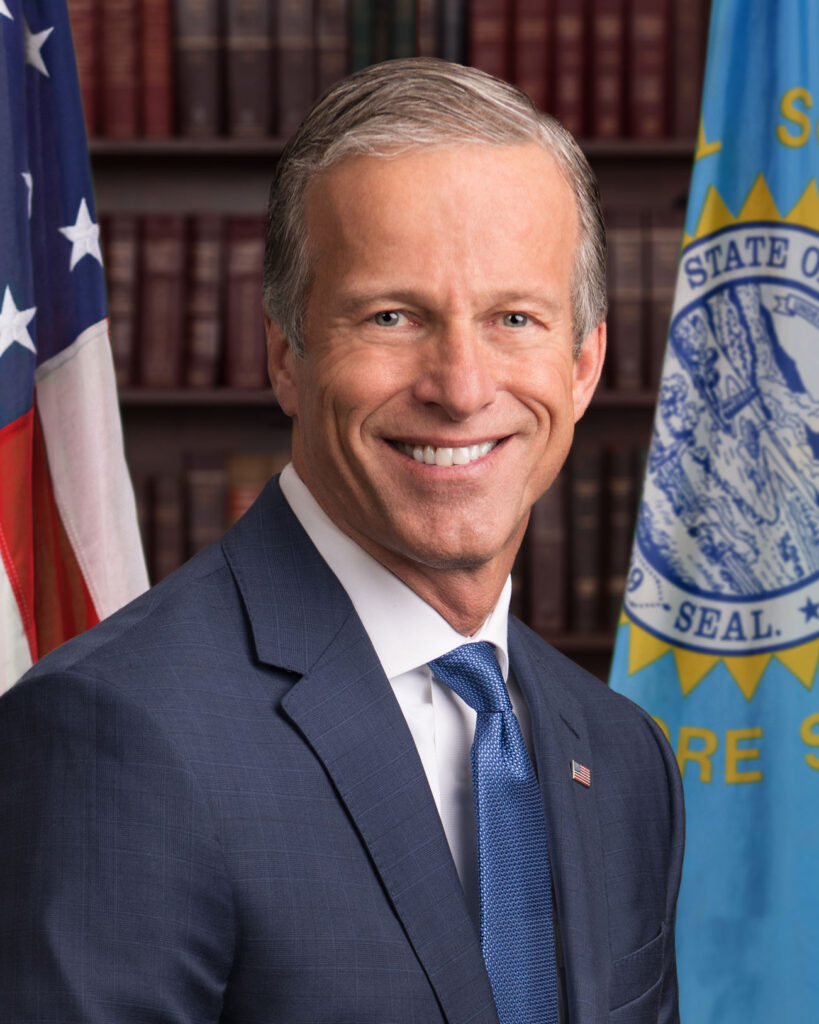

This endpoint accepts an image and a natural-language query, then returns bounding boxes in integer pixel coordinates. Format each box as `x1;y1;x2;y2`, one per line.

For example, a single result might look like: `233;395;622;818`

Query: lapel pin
571;760;591;787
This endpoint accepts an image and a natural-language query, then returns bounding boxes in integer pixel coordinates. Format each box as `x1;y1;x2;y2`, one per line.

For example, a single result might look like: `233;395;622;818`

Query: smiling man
0;60;683;1024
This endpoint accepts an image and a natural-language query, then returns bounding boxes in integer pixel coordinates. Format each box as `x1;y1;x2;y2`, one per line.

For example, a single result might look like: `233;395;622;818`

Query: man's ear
572;321;606;423
265;313;298;417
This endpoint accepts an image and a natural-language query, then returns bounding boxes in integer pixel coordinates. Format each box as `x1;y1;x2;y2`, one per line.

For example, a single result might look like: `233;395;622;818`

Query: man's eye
502;312;530;328
372;310;404;327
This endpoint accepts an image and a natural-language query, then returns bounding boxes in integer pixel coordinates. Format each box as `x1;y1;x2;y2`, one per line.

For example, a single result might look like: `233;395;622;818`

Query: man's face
268;142;604;592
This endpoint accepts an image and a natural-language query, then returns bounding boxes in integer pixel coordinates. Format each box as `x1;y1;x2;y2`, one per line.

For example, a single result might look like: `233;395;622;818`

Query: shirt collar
278;464;511;680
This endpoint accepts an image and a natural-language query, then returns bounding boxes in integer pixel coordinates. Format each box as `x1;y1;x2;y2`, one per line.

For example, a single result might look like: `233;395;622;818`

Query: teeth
400;441;499;466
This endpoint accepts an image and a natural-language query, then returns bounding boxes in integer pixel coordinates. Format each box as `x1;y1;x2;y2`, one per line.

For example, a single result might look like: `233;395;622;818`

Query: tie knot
429;641;511;714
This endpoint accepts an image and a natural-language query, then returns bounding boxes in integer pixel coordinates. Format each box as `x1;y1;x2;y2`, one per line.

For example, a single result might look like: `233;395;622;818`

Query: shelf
119;388;278;407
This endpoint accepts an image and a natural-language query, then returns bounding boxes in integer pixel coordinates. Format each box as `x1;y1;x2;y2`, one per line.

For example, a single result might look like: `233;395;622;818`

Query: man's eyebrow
335;289;565;315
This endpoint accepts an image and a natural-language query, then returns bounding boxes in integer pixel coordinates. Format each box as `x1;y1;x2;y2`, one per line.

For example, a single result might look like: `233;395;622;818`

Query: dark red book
141;0;174;136
152;474;185;580
647;208;683;390
589;0;625;138
101;0;139;137
513;0;549;111
184;215;224;389
440;0;467;63
226;450;290;525
103;213;140;389
672;0;709;138
174;0;222;136
606;208;647;392
277;0;316;136
226;0;273;137
527;472;567;635
316;0;350;95
224;216;268;390
388;0;416;58
67;0;98;136
569;444;602;633
138;215;187;388
552;0;587;138
468;0;510;80
627;0;670;138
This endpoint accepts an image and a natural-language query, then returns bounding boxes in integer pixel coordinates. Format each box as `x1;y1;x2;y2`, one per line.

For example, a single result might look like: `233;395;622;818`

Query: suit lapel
510;621;611;1024
223;480;499;1024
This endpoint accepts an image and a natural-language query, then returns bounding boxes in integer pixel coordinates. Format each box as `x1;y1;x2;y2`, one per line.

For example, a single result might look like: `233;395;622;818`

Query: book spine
138;214;187;388
141;0;174;136
226;450;291;524
185;455;227;556
468;0;510;80
152;474;185;580
350;0;375;70
316;0;350;95
589;0;625;138
606;209;646;392
526;473;567;635
647;208;683;391
226;0;273;138
184;214;224;389
67;0;98;136
103;213;140;389
417;0;440;57
604;446;637;628
224;216;269;390
627;0;669;138
174;0;222;137
388;0;417;58
439;0;467;63
552;0;587;138
277;0;316;137
101;0;139;137
569;444;602;633
512;0;549;111
671;0;708;138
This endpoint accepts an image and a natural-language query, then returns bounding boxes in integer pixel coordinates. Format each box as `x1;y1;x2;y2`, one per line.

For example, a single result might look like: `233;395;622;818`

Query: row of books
134;441;646;639
522;441;646;636
105;208;683;395
103;213;268;391
71;0;710;141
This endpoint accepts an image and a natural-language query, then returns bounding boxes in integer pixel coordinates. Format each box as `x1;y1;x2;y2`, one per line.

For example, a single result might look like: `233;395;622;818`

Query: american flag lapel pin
571;760;591;787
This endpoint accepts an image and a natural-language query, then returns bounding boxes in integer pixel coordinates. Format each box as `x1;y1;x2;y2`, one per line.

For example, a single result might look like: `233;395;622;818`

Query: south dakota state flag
0;1;147;692
610;1;819;1019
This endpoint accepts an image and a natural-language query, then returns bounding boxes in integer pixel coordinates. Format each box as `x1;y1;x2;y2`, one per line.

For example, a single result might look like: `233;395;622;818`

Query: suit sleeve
0;670;235;1022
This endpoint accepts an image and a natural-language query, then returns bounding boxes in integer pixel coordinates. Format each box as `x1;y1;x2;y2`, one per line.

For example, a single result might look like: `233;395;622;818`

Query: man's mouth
391;440;500;467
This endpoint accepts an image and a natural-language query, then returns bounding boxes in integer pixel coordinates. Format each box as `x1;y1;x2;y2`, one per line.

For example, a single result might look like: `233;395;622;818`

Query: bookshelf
79;0;710;680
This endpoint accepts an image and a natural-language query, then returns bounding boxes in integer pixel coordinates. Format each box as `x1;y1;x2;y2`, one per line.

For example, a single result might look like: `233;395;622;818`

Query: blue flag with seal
610;1;819;1019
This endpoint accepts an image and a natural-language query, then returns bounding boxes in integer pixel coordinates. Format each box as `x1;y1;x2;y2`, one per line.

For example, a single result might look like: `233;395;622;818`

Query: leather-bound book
141;0;174;136
513;0;549;111
316;0;350;95
152;474;185;580
647;207;683;390
277;0;316;136
103;213;140;389
224;216;268;390
440;0;467;63
184;214;224;389
174;0;222;136
589;0;625;138
226;0;273;137
101;0;139;137
388;0;416;58
569;444;602;633
67;0;98;135
527;472;568;635
138;214;187;389
226;451;291;525
672;0;709;138
606;208;647;392
552;0;587;138
604;446;638;629
417;0;440;57
627;0;669;138
185;453;227;556
468;0;510;80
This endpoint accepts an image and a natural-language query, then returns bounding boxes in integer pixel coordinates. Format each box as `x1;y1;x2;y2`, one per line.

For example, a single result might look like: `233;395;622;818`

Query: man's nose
411;320;497;421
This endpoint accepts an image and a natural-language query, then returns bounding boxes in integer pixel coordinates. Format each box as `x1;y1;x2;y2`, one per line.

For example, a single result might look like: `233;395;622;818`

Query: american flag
571;760;591;787
0;0;147;693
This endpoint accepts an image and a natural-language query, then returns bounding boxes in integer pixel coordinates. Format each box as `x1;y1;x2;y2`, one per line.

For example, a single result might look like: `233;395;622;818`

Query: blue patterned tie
429;641;558;1024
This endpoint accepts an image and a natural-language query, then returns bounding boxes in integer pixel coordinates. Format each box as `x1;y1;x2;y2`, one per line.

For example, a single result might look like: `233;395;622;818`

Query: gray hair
263;58;607;357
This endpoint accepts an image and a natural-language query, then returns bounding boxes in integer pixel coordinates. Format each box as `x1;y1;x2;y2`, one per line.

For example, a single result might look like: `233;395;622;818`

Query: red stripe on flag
0;409;37;660
31;407;98;657
0;406;99;664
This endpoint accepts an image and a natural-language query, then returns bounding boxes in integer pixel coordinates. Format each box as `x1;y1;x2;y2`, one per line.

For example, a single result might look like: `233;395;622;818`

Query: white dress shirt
279;463;533;926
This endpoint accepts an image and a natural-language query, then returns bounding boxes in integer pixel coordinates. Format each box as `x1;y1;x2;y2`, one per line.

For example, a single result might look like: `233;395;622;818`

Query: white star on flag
21;172;33;218
59;197;103;271
0;2;13;21
0;286;37;358
24;20;54;76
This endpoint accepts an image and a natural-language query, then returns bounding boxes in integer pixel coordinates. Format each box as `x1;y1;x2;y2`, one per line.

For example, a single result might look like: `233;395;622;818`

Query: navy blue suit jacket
0;478;683;1023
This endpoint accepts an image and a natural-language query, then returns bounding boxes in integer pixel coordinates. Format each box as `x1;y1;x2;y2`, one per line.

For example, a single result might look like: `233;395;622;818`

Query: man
0;60;683;1023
